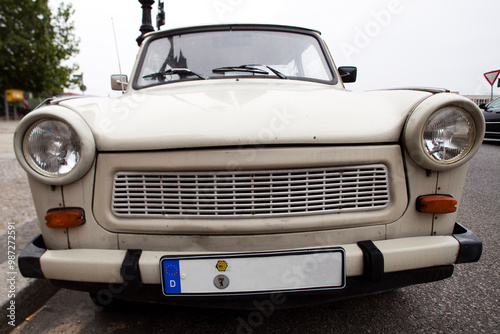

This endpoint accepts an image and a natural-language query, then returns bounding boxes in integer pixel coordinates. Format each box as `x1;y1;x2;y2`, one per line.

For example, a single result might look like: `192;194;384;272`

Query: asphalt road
7;143;500;334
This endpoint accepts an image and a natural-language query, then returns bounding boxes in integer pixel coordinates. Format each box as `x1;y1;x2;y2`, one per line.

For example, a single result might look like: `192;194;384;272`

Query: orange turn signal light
416;195;457;214
45;208;85;228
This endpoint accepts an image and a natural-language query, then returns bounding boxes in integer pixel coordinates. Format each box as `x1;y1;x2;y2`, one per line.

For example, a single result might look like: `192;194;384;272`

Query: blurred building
463;95;499;106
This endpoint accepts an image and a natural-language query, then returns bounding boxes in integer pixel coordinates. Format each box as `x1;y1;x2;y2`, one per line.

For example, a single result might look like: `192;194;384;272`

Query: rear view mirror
338;66;357;83
111;74;128;91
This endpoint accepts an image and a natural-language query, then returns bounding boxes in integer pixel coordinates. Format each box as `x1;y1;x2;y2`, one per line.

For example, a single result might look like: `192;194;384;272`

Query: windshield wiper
143;68;206;80
213;65;269;75
212;64;287;79
263;65;288;79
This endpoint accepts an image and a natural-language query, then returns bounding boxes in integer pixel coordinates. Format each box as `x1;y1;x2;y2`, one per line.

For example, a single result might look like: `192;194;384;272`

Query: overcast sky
52;0;500;97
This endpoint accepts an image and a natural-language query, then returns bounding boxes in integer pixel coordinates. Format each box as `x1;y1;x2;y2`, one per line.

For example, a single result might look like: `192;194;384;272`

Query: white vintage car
15;23;484;309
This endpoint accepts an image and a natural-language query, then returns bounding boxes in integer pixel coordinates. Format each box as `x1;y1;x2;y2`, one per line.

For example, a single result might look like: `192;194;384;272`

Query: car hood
58;80;432;151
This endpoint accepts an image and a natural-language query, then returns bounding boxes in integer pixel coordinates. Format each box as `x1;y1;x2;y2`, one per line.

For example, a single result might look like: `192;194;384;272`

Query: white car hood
59;80;432;151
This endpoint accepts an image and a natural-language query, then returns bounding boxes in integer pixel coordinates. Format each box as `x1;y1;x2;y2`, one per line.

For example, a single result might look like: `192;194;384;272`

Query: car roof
143;23;322;40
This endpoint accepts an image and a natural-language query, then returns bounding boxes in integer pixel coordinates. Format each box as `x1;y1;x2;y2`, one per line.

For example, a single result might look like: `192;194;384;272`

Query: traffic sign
5;89;23;103
484;70;500;86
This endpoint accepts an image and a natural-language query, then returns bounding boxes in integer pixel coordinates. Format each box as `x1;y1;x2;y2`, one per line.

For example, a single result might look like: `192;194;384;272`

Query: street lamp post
137;0;155;46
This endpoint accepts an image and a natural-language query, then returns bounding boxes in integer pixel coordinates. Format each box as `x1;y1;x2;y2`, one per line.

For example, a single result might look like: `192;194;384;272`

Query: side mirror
478;103;486;110
338;66;357;83
111;74;128;91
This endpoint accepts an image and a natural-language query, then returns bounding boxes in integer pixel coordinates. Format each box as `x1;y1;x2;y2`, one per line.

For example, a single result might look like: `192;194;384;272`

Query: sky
52;0;500;97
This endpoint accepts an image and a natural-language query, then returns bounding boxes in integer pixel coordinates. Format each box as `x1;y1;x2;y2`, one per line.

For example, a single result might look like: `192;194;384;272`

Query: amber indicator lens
45;208;85;228
417;195;457;214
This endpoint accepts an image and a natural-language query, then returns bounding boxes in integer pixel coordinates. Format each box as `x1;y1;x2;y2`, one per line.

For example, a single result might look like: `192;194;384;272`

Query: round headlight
24;120;81;176
14;106;96;185
403;93;485;171
422;107;475;164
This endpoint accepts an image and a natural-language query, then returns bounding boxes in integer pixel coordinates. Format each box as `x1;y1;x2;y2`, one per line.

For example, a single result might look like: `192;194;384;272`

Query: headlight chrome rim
14;106;96;185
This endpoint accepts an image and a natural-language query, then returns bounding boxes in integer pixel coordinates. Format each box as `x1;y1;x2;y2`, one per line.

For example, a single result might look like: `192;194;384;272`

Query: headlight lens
24;120;81;176
422;107;475;164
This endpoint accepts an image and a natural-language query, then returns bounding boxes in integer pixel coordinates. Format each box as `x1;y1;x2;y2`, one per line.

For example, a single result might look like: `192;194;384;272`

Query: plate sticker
214;274;230;289
162;259;181;293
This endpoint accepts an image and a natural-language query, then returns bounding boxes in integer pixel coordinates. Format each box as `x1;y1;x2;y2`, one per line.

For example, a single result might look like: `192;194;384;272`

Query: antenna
111;17;125;92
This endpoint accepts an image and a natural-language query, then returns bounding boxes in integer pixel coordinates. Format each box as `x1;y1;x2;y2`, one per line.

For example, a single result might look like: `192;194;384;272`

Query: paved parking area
0;119;57;333
0;160;39;261
0;121;18;162
0;120;44;333
0;120;39;248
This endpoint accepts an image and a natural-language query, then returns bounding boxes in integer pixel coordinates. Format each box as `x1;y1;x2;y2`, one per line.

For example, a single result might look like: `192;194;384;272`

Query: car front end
15;24;484;309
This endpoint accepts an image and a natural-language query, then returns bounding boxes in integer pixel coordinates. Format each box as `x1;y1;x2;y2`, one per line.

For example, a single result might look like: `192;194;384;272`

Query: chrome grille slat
112;188;390;201
113;184;388;196
114;172;387;183
112;196;390;209
112;164;390;218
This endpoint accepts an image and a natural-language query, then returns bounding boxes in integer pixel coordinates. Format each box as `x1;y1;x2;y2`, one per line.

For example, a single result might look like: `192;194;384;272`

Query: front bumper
18;222;481;308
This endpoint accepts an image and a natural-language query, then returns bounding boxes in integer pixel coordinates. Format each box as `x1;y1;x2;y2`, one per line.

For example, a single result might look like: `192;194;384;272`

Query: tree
0;0;80;99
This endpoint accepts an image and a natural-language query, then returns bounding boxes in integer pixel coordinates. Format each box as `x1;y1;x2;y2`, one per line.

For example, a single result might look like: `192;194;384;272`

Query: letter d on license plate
160;248;345;295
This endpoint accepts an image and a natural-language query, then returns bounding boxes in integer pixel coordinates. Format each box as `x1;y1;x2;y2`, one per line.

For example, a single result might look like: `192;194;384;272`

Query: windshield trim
132;24;338;90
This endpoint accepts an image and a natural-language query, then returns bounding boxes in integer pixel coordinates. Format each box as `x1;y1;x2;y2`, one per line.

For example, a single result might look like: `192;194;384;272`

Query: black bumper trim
18;234;46;279
120;249;143;293
357;240;384;283
453;222;482;263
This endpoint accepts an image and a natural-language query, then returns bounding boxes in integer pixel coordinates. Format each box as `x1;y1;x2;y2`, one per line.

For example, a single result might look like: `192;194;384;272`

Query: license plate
160;248;345;295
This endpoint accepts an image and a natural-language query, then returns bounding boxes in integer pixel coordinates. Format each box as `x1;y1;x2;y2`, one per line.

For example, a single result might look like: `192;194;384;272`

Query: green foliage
0;0;80;98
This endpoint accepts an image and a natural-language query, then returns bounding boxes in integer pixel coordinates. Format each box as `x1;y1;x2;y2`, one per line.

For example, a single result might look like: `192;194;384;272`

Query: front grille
111;164;390;218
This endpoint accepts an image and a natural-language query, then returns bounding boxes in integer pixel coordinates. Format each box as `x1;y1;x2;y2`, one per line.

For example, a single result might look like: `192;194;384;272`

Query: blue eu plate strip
162;260;181;293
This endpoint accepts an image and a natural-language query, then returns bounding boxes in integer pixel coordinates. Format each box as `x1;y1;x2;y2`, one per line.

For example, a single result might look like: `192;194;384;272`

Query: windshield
487;97;500;109
135;29;335;88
